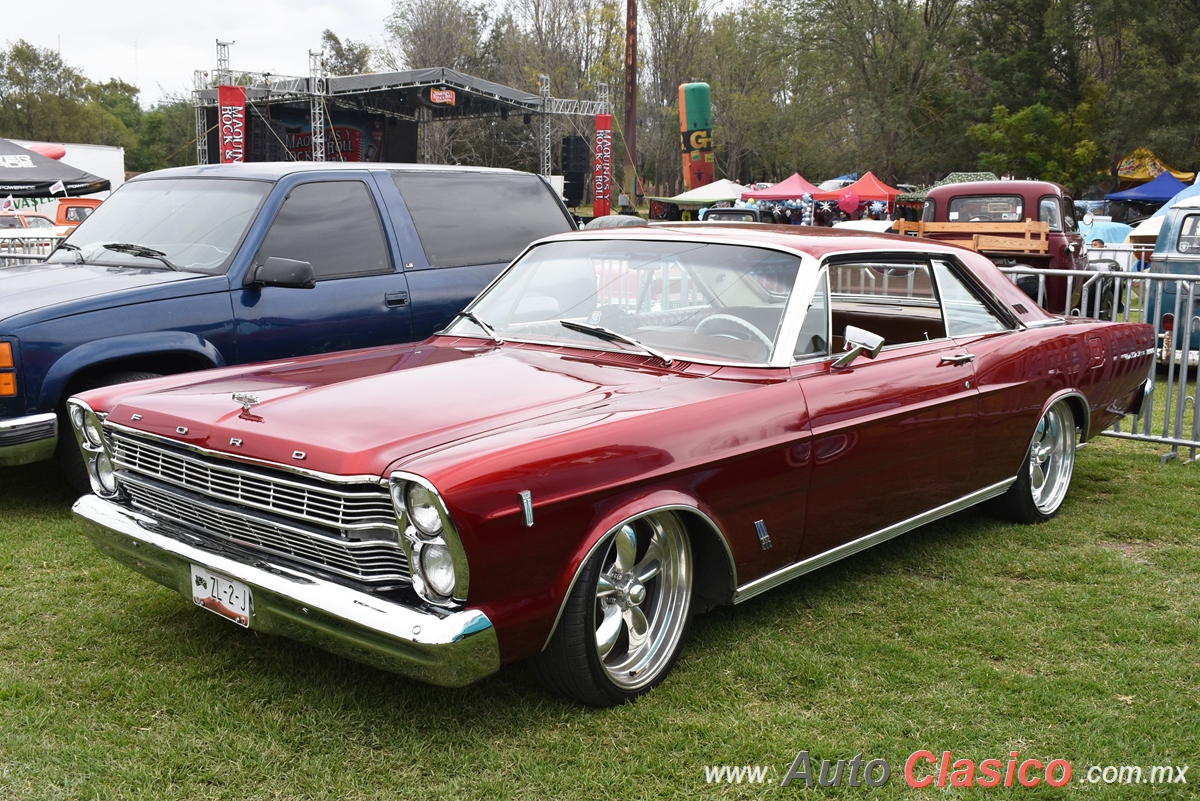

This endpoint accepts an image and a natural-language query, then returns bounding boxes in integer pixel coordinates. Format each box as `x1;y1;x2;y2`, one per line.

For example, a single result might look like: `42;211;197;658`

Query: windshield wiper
54;242;83;263
453;310;503;343
559;319;674;366
102;243;181;271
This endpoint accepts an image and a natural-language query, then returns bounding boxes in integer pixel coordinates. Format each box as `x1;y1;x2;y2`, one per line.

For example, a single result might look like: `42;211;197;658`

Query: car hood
100;340;715;477
0;261;201;324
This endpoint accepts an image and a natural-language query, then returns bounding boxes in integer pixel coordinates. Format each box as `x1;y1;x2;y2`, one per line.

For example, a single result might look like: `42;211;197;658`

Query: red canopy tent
811;171;900;202
740;173;820;200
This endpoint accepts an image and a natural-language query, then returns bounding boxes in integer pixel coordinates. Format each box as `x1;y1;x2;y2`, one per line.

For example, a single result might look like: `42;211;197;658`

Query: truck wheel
58;371;162;495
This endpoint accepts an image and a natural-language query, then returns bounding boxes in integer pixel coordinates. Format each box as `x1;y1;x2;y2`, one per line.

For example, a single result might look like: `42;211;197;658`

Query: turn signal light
1162;313;1175;332
0;342;12;369
0;374;14;397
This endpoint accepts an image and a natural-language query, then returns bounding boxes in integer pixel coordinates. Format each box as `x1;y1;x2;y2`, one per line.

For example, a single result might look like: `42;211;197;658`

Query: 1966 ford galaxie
69;225;1155;706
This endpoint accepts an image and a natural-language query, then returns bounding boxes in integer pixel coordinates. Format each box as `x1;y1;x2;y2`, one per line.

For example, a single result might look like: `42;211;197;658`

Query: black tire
989;399;1076;524
531;511;693;706
57;371;161;495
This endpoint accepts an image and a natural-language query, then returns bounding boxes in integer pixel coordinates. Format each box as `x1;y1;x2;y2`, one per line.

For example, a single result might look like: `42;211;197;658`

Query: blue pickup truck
0;161;576;485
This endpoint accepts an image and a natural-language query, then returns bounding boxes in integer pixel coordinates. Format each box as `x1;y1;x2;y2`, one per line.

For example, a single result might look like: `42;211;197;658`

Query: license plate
190;564;252;627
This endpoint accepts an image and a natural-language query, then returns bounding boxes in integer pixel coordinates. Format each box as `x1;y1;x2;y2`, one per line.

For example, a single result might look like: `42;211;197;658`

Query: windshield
445;239;803;365
48;178;270;273
947;195;1024;223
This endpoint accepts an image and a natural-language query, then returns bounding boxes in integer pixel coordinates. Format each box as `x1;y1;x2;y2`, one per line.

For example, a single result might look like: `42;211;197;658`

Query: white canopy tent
658;179;750;206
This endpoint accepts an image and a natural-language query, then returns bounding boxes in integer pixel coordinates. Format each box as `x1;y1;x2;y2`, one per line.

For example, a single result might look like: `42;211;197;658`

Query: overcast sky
6;0;397;106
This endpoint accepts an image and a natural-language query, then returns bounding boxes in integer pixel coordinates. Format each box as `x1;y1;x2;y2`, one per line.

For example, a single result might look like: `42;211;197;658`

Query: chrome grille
111;431;395;532
110;430;409;585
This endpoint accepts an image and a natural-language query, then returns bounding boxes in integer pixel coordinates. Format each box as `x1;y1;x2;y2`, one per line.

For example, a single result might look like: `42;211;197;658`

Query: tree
967;102;1102;191
0;39;98;141
381;0;489;71
321;30;372;76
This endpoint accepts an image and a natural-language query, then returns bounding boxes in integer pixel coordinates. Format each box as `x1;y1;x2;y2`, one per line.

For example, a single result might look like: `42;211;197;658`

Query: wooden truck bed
893;219;1050;255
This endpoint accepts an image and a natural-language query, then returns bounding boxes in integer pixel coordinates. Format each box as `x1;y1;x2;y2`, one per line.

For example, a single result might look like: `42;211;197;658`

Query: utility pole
622;0;637;211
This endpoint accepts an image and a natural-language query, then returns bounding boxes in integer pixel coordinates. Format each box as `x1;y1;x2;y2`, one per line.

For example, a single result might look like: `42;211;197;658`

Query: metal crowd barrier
999;264;1200;463
0;235;64;266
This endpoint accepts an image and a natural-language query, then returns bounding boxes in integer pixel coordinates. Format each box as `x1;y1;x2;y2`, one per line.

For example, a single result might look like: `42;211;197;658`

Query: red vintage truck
896;180;1087;312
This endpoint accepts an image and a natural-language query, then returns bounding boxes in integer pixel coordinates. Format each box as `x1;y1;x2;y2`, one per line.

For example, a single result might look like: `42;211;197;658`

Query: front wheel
532;511;693;706
991;399;1076;524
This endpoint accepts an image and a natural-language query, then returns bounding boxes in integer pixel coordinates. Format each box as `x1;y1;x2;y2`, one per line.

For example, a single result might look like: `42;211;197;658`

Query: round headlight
419;544;456;598
405;483;443;537
82;414;105;448
69;405;86;433
93;451;118;494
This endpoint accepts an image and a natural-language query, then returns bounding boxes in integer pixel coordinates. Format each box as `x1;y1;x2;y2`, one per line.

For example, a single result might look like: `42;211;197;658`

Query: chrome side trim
73;494;499;687
732;478;1016;604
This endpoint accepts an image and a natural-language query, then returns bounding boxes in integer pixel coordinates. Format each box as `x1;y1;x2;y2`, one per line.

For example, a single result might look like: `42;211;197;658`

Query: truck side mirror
246;257;316;289
833;325;885;368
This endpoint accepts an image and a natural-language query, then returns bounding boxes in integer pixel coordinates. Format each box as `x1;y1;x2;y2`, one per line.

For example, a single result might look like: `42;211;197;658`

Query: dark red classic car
70;224;1155;706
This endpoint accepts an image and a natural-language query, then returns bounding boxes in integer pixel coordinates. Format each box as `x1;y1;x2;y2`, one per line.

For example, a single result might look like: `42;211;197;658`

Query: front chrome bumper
0;412;58;466
72;494;501;688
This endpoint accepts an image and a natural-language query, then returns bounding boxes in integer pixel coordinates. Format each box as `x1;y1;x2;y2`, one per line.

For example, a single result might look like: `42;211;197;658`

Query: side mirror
833;325;885;368
246;256;316;289
1082;212;1094;226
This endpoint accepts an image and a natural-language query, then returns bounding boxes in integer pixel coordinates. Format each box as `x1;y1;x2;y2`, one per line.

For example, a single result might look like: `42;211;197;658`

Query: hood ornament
232;392;260;413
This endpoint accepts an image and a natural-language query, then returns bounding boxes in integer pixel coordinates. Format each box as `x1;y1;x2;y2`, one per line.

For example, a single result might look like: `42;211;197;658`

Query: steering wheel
694;314;774;350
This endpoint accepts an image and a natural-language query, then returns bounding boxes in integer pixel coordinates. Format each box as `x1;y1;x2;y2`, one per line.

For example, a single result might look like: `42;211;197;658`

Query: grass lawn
1;434;1197;799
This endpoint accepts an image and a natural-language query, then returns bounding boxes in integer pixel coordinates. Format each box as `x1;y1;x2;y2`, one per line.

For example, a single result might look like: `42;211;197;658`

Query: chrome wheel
1028;400;1075;515
593;513;692;691
532;509;694;705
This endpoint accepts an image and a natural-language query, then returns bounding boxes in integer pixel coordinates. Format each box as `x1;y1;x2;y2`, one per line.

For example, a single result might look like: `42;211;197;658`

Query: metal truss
309;50;327;162
194;41;611;171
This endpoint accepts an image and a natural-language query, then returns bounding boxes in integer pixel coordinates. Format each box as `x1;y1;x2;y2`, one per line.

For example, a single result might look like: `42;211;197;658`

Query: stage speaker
562;136;590;174
563;172;586;206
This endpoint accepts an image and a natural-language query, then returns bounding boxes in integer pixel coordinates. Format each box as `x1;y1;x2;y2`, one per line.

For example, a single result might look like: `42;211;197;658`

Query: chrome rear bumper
72;494;500;688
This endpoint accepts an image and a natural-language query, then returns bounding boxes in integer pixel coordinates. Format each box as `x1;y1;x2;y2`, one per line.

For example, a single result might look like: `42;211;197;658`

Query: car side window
1177;214;1200;254
828;261;944;349
794;269;829;360
1039;197;1063;232
256;181;391;280
392;172;571;268
931;260;1009;337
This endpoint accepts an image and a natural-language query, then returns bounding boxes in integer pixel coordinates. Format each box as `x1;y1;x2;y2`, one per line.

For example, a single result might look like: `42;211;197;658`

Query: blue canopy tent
1152;181;1200;217
1106;171;1189;203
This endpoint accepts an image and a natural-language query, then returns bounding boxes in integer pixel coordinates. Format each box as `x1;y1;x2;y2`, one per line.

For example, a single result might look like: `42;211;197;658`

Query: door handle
385;291;409;307
940;353;975;365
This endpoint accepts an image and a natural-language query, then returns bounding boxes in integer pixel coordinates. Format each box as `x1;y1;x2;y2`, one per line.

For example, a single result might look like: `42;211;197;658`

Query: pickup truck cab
0;161;576;482
56;197;103;228
700;207;764;223
897;180;1086;311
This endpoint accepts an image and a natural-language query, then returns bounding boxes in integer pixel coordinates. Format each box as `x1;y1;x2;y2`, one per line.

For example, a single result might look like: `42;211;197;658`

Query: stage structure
193;44;609;179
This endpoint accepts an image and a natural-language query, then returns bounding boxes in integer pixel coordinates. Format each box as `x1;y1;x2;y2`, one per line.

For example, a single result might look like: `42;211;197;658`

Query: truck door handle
940;353;975;365
385;291;409;307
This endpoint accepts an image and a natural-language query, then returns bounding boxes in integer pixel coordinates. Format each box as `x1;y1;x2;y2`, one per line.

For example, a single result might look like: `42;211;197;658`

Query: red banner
218;85;246;164
593;114;613;218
